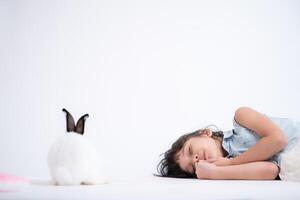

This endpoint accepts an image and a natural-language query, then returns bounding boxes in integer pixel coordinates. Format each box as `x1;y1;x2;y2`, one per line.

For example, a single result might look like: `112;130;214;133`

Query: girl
157;106;300;180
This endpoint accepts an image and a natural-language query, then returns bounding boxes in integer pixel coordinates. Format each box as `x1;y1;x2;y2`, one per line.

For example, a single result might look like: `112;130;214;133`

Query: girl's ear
62;108;76;132
75;114;89;135
200;129;213;137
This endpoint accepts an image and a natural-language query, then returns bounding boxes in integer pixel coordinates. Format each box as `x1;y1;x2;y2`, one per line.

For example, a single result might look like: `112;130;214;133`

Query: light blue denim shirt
222;116;300;167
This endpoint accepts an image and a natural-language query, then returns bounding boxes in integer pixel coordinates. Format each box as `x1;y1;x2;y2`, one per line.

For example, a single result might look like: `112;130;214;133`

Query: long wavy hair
156;125;223;178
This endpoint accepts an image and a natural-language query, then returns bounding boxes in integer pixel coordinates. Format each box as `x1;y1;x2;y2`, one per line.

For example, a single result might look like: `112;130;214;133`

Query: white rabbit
47;108;107;185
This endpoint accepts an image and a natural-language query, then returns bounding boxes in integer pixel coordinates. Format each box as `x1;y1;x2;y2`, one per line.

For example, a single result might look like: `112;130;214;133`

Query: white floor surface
1;176;300;200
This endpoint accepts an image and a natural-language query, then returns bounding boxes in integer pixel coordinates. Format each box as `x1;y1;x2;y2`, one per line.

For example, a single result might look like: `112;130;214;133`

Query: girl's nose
193;154;199;163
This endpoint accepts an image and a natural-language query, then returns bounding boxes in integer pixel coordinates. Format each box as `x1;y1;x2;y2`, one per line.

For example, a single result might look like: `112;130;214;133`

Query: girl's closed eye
189;146;193;155
189;146;196;173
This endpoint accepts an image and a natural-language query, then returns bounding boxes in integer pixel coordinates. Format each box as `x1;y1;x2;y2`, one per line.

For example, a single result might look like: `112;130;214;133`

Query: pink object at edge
0;173;29;183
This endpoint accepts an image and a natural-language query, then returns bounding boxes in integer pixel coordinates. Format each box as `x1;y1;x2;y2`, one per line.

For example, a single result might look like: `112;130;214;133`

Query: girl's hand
195;160;218;179
206;157;232;166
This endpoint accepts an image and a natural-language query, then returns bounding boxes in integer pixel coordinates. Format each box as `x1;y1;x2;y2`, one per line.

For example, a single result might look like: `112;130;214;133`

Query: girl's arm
230;106;288;165
196;161;279;180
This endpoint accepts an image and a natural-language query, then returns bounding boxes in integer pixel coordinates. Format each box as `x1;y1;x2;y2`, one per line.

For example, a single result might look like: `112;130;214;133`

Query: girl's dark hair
156;126;223;178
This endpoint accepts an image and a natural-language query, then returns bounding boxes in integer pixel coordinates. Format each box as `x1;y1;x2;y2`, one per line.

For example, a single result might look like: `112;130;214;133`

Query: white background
0;0;299;181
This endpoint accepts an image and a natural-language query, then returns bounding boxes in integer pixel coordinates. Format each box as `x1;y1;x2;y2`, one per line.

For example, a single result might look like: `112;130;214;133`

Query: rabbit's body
47;109;107;185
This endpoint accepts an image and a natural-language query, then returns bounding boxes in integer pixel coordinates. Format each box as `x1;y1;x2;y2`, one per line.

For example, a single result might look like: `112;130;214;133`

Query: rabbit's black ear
62;108;76;132
75;113;89;135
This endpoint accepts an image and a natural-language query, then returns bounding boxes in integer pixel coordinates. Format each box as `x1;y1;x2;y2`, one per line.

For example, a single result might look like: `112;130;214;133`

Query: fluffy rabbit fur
47;108;107;185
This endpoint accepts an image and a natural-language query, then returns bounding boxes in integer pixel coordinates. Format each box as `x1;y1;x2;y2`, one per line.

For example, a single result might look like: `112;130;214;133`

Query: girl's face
176;132;222;174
